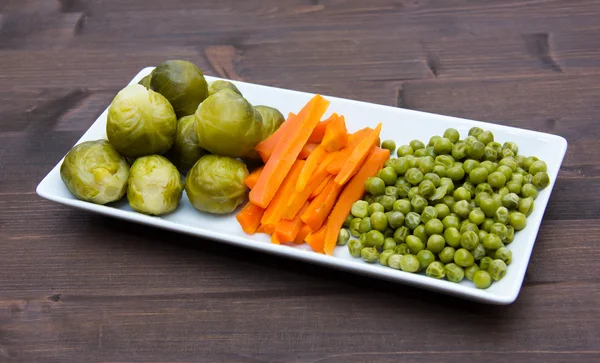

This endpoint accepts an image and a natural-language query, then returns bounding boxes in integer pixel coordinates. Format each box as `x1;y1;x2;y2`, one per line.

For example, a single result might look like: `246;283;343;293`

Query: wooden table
1;1;599;362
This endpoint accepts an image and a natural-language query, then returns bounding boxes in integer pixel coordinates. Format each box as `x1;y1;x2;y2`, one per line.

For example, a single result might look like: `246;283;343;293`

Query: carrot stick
263;225;275;235
322;115;349;152
305;224;327;253
301;178;343;232
323;147;390;255
273;202;310;243
256;225;266;234
297;145;328;192
310;174;333;199
260;160;305;231
327;127;374;174
250;95;330;208
244;166;263;189
308;113;337;143
298;143;319;160
271;232;283;245
282;151;339;220
236;202;265;235
334;123;383;186
294;224;312;244
255;112;296;163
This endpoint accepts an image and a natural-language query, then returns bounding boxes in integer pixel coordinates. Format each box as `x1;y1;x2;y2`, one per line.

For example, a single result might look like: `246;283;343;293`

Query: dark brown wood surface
1;1;599;362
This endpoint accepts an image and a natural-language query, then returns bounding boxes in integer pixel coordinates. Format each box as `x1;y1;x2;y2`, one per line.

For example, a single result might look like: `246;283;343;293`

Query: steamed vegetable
256;105;285;141
168;115;206;173
208;80;241;97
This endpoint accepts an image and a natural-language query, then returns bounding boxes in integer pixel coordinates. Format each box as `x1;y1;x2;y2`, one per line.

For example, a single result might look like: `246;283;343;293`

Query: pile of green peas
337;126;551;289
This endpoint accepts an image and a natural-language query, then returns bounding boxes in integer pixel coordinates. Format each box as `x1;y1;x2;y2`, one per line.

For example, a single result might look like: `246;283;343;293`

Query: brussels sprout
186;155;249;214
60;140;129;204
127;155;183;215
150;60;209;118
138;74;152;89
167;115;207;173
195;89;263;158
255;105;284;141
208;80;242;97
107;84;177;157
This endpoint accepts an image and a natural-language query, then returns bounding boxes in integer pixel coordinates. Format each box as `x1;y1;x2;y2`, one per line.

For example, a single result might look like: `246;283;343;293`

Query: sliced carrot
294;224;313;244
297;145;328;192
327;127;374;174
305;225;327;253
308;113;337;143
271;232;282;245
244;166;263;189
323;147;390;255
310;174;333;199
255;112;296;163
298;143;319;160
334;123;383;186
256;225;266;234
263;224;275;235
250;95;330;208
322;115;349;152
261;160;305;232
282;151;339;220
273;202;310;243
236;202;265;235
301;178;343;232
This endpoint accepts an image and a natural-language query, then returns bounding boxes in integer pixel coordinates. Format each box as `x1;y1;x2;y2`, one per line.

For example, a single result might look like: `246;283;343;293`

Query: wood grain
1;0;599;362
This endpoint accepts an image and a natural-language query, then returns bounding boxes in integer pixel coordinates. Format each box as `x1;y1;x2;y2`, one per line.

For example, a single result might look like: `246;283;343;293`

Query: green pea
397;145;414;157
434;203;451;220
381;140;396;152
445;263;465;283
489;222;508;241
481;218;494;232
445;165;464;181
434;137;453;155
509;211;527;231
435;155;455;168
404;212;421;230
391;157;411;175
379;249;396;266
424;172;441;187
384;187;397;198
433;165;446;177
393;199;412;215
395;243;411;255
480;197;500;218
425;219;444;236
358;217;372;234
459;222;479;235
533;172;550;189
468;209;486;225
405;168;424;185
379;167;398;186
400;255;420;272
503;141;518;155
426;261;446;279
351;200;369;218
452;200;472;219
365;230;385;248
410;195;428;213
465;264;480;281
408;186;419;200
405;235;425;254
440;128;458;143
388;254;403;270
349;218;362;237
365;177;386;196
523;174;533;185
469;127;484;137
472;244;486;260
495;247;512;265
426;234;446;254
453;187;471;202
361;247;380;263
462;181;476;195
375;195;396;212
347;238;365;257
413;225;428;244
518;197;534;216
420;206;437;224
515;155;527;168
405;155;418;168
442;227;460;248
415;148;428;157
487;172;506;188
370;211;388;232
473;270;492;289
428;135;442;147
493;206;510;224
386;211;405;230
363;195;375;204
443;215;461;231
480;160;497;174
482;233;502;250
475;183;494;196
393;226;410;244
488;259;507;281
452;142;468;160
384;227;395;239
460;231;479;250
454;248;475;267
505;225;515;244
396;183;411;198
441;195;455;208
410;139;425;151
343;215;354;228
505;180;521;194
467;141;485;160
495;165;513;181
360;232;367;245
337;229;350;246
462;159;480;174
479;256;493;271
381;237;396;251
468;167;487;185
474;192;490;207
529;160;547;175
418;179;436;199
367;203;383;216
415;250;434;270
501;193;520;210
511;173;524;184
438;246;456;264
501;148;514;158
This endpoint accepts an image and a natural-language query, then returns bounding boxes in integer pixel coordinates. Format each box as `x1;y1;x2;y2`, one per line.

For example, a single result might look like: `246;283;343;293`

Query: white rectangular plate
37;68;567;305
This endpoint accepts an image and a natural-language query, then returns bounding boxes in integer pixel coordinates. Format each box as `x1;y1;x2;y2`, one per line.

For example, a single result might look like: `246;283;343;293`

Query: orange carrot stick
255;112;296;163
271;232;283;245
298;143;319;160
236;202;265;235
334;123;382;186
294;224;313;244
273;202;310;243
301;178;343;232
297;145;328;192
323;147;390;255
261;160;305;231
322;115;349;152
327;127;374;174
263;225;275;235
250;95;330;208
282;151;339;220
305;224;327;253
256;225;266;234
308;113;337;143
310;174;333;199
244;166;263;189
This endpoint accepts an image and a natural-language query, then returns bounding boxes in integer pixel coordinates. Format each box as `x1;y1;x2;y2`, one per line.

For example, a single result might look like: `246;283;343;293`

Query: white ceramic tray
36;68;567;305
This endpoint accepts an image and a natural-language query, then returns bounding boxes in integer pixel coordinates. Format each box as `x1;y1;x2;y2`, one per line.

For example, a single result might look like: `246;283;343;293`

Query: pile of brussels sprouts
339;127;551;289
60;60;284;216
